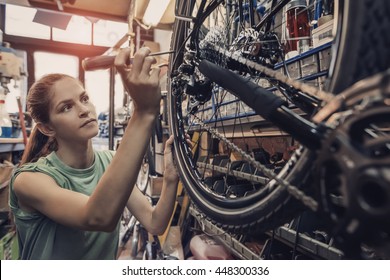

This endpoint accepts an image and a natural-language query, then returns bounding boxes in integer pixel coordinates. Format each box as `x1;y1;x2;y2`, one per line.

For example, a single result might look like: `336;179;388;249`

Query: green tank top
9;150;120;260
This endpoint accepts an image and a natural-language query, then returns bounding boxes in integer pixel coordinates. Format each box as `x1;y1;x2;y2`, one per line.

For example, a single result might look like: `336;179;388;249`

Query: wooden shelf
0;138;25;153
0;138;24;144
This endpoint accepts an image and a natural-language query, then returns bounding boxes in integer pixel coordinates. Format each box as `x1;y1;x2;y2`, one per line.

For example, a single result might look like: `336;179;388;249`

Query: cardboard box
312;19;334;48
300;54;318;77
319;48;332;71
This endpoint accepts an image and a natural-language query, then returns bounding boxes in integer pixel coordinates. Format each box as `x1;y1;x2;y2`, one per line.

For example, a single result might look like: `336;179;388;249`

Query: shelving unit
189;205;344;260
270;226;344;259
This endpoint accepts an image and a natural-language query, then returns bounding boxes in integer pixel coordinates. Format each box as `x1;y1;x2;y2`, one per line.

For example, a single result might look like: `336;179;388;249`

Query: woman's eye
82;95;89;103
62;104;72;112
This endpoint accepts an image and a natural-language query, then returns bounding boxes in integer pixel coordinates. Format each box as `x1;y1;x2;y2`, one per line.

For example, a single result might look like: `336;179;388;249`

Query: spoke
197;162;269;184
193;115;319;211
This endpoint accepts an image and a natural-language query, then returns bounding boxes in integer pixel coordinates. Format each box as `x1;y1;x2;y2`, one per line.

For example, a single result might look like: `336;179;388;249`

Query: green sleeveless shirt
9;150;120;260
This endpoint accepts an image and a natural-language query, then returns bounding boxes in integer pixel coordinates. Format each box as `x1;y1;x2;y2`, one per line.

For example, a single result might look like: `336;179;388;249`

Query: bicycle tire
167;0;390;234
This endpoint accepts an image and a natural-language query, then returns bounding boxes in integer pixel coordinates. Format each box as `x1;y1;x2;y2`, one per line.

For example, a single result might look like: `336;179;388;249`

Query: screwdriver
82;50;175;71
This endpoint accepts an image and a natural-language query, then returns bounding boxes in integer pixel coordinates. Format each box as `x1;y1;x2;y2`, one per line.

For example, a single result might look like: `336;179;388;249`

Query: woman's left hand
114;47;161;117
163;134;192;184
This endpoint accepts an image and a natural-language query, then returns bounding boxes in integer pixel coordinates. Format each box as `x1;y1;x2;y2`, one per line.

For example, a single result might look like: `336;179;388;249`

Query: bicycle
167;0;390;259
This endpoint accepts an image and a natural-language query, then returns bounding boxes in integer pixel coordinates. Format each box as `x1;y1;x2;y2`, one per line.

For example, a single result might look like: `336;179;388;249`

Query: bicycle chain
206;45;335;104
193;115;319;211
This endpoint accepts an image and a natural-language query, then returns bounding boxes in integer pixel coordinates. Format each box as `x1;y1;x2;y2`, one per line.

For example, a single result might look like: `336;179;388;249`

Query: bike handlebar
82;55;118;71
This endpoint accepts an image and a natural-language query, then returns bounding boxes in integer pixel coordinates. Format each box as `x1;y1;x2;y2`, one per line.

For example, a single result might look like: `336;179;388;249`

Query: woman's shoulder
15;155;53;174
9;155;65;213
11;154;68;187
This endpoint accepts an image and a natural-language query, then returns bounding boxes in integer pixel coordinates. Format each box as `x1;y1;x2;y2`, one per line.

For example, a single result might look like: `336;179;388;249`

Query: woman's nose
79;103;91;117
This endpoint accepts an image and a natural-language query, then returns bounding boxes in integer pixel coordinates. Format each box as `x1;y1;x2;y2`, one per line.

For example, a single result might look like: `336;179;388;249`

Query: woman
9;47;180;259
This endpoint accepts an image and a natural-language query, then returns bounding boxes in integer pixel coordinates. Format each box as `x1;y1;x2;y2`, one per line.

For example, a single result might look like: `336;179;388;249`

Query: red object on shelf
285;0;311;53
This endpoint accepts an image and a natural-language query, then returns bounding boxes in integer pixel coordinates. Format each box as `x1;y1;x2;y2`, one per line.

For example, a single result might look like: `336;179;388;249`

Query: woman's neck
55;140;95;169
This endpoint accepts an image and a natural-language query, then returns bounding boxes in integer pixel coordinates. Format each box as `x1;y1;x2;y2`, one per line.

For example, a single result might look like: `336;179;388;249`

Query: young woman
9;47;180;259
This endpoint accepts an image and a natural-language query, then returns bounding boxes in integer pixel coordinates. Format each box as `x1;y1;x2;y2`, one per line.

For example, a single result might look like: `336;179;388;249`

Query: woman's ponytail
19;126;56;165
19;73;70;165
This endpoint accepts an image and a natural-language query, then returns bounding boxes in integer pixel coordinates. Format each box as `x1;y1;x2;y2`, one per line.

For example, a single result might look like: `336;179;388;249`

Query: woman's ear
36;122;56;137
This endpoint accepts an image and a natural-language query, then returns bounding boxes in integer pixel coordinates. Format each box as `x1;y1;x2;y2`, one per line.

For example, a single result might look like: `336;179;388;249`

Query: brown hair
20;73;77;165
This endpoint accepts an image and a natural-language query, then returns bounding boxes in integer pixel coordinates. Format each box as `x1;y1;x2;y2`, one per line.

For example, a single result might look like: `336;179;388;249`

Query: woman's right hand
115;47;162;117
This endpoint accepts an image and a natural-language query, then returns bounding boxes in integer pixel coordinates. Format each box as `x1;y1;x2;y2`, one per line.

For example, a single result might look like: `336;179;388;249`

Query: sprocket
314;70;390;258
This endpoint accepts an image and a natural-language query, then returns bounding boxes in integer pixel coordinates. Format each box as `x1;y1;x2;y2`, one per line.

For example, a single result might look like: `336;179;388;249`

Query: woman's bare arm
125;135;180;235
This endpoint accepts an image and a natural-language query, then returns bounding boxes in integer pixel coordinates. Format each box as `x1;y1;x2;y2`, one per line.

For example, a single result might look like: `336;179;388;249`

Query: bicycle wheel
168;0;390;234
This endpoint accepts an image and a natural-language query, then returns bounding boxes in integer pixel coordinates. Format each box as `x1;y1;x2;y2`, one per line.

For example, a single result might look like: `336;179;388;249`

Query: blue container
0;126;12;138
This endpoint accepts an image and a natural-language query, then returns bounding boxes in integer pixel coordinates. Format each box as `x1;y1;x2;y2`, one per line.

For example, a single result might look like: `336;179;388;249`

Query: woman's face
46;77;99;143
